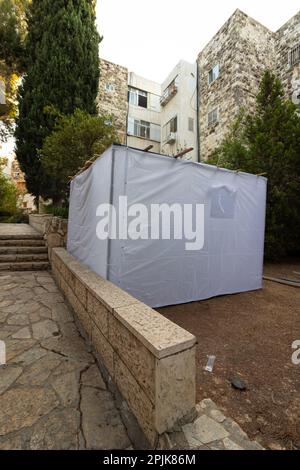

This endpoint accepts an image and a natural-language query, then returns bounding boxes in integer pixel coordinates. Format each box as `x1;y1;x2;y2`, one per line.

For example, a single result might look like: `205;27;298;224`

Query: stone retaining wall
51;247;197;448
29;214;53;234
29;215;68;260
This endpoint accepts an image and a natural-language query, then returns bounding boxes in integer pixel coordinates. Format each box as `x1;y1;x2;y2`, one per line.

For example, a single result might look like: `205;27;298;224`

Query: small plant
44;205;69;219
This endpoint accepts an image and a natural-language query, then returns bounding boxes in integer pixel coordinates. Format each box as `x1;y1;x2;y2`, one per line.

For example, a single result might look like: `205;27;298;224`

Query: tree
15;0;100;203
209;71;300;259
40;109;117;205
0;0;29;139
0;157;19;216
0;0;27;70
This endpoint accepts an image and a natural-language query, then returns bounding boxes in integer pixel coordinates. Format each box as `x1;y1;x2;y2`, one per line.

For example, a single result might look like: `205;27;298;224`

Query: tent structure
67;144;267;308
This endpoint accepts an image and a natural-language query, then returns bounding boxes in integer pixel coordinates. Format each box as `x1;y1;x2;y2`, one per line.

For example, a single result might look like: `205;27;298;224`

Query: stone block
91;323;114;377
91;281;139;313
114;355;156;446
183;415;229;447
155;347;196;433
113;302;197;359
74;278;87;308
66;285;91;338
109;315;155;403
87;292;109;338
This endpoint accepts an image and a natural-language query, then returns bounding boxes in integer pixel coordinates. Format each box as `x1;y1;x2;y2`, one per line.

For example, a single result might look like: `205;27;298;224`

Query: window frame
105;83;115;93
208;64;220;85
128;87;148;108
163;115;178;142
289;44;300;67
127;117;161;142
207;107;219;126
188;117;194;132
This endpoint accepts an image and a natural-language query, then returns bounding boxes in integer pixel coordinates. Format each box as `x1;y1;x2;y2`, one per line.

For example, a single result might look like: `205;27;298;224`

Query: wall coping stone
52;247;197;359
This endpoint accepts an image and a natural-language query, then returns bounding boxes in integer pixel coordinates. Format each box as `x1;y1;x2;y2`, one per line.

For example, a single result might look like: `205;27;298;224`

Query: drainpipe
196;60;201;163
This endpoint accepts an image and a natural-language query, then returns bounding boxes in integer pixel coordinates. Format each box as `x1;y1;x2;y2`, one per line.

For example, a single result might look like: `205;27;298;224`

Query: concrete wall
161;61;198;161
127;72;161;153
51;247;197;448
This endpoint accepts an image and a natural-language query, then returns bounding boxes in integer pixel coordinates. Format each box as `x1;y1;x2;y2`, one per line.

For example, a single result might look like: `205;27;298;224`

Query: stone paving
182;399;264;450
0;224;39;238
0;271;131;450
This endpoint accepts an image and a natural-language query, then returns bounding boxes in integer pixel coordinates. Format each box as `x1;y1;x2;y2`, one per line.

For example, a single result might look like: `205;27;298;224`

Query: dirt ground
158;260;300;450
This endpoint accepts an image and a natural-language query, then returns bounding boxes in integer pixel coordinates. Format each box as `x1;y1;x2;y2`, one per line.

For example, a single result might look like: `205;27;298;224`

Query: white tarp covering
68;145;267;308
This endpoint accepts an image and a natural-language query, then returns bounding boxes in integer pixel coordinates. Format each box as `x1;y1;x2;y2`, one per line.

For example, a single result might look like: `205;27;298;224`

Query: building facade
98;58;198;160
198;9;300;160
97;58;128;144
160;61;197;161
127;72;161;152
98;9;300;162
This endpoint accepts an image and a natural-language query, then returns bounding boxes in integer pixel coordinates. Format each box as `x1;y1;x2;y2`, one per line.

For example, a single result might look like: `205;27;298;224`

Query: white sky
97;0;300;83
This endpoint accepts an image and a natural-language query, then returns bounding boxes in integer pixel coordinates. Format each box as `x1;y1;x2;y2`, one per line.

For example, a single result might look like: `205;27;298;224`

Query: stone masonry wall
51;248;197;448
198;9;277;161
276;12;300;105
97;59;128;144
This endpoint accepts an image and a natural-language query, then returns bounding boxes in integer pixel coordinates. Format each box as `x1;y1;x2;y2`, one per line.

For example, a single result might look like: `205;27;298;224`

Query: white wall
160;61;198;162
127;72;161;152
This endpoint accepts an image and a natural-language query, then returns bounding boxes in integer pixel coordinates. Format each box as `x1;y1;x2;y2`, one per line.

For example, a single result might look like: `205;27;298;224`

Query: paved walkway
0;224;39;238
0;271;131;450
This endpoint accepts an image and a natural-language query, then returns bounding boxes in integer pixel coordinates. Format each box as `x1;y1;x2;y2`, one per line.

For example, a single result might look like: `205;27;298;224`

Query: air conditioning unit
166;132;176;144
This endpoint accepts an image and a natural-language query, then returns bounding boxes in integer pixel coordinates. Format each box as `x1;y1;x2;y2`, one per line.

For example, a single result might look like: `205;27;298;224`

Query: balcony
160;83;178;107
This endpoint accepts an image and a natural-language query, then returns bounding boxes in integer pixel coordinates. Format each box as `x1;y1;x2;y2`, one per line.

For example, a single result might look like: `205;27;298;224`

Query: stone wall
29;215;68;260
276;12;300;104
29;214;53;235
198;9;277;160
97;59;128;144
51;247;197;448
197;9;300;161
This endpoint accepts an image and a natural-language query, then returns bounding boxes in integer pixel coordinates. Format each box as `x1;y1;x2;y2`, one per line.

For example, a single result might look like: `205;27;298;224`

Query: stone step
0;253;49;263
0;261;50;271
0;246;48;255
0;239;46;247
0;234;44;240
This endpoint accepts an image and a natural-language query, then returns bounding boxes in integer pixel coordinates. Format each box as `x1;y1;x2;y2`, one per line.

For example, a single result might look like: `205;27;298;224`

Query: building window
208;108;219;126
188;117;194;132
128;87;148;108
208;64;220;85
105;83;115;92
127;117;161;142
289;44;300;66
163;116;178;141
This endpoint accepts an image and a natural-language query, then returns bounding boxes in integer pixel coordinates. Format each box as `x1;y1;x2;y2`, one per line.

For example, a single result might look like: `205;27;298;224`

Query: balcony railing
160;84;178;107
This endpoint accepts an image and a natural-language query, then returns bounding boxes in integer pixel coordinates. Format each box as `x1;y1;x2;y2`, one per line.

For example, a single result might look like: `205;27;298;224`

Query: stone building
276;12;300;105
97;58;128;144
198;9;300;160
10;156;36;211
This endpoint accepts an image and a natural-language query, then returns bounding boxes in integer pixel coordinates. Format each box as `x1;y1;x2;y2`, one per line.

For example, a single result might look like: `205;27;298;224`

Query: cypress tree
15;0;100;202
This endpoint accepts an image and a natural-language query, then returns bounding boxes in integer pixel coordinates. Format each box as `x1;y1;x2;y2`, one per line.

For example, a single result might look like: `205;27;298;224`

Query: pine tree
15;0;100;202
210;71;300;259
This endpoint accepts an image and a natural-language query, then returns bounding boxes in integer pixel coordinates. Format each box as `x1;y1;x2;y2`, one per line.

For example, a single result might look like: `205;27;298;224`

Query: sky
97;0;300;83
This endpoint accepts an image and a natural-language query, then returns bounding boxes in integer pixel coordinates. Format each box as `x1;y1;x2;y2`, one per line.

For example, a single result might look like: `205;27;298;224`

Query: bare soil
157;260;300;450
